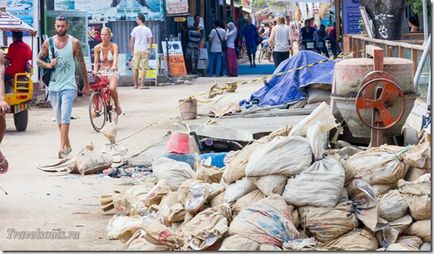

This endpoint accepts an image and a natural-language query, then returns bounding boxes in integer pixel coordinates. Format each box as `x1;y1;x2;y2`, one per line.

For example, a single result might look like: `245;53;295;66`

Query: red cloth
226;48;238;76
5;41;32;77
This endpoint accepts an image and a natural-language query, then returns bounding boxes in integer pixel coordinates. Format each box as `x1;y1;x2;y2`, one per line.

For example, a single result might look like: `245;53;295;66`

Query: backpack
41;37;55;87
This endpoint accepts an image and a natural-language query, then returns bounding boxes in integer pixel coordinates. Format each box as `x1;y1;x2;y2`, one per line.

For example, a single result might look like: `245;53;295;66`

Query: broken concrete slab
189;125;254;143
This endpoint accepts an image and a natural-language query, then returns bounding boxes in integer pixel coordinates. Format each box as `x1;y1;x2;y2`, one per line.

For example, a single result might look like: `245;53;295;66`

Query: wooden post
399;46;404;58
386;46;393;57
215;0;218;21
354;39;360;57
343;35;351;53
411;49;418;74
371;47;384;147
373;47;384;71
230;0;235;22
223;0;227;24
336;0;341;46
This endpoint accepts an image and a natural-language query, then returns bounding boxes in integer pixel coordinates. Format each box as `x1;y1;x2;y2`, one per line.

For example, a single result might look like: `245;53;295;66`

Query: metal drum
332;57;419;138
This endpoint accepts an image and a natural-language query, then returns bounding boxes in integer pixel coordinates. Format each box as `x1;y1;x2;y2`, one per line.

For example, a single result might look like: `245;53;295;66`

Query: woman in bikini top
93;27;122;115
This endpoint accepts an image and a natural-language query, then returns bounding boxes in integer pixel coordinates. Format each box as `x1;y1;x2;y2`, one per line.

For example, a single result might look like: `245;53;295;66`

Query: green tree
253;0;267;8
406;0;431;15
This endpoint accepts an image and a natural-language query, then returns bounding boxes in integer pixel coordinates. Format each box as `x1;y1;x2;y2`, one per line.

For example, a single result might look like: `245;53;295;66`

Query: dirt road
0;77;261;250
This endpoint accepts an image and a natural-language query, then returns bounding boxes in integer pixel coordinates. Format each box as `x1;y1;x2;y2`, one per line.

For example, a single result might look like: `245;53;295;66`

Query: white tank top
49;35;77;91
273;25;291;52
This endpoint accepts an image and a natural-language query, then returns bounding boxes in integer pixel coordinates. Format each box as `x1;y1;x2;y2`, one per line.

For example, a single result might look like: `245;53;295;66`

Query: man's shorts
48;89;76;124
133;50;149;70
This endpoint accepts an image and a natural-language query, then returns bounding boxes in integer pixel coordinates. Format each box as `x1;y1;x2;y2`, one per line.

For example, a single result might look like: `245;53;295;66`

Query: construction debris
98;102;430;251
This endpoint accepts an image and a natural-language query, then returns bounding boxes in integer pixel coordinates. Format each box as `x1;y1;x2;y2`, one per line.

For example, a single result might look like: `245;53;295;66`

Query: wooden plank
354;38;360;57
411;49;418;74
386;46;393;57
336;0;341;45
366;44;383;57
343;35;351;53
399;46;405;58
349;34;425;50
373;48;384;71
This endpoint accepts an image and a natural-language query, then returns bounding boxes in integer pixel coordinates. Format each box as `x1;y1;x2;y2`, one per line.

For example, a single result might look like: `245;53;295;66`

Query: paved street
0;76;262;250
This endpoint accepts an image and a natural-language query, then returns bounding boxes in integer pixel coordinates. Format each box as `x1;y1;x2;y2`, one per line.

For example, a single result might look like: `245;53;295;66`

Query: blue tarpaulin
240;51;336;107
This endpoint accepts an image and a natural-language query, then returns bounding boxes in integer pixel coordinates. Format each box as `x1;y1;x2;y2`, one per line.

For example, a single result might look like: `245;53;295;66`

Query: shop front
42;0;165;79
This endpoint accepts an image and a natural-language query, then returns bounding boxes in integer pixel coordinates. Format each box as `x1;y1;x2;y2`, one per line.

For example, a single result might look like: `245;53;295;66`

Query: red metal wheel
355;72;405;130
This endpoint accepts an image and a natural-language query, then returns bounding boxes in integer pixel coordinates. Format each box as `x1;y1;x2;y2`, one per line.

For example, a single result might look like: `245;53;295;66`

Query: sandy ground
0;76;262;250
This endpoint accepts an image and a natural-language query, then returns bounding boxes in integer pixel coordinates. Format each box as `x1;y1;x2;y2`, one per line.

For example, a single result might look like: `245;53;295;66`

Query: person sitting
299;19;316;50
4;32;32;90
408;15;420;32
93;27;122;115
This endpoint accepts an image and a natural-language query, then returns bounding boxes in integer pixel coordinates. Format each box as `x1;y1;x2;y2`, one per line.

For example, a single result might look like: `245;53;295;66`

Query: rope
115;50;364;144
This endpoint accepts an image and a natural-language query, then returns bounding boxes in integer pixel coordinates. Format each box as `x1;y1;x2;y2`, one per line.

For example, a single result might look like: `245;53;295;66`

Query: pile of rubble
101;103;431;251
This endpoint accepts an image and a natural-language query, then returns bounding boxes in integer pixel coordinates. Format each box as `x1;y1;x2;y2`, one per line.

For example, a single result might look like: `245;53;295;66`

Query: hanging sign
166;0;189;16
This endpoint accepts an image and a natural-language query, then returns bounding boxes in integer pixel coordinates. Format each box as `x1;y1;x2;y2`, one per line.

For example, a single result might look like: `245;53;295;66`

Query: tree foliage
406;0;431;15
252;0;267;8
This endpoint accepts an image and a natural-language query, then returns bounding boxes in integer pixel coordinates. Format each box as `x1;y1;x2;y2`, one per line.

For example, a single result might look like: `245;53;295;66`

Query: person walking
226;22;238;77
289;20;299;55
130;13;153;89
207;20;226;77
269;16;292;68
93;27;122;115
329;22;338;58
236;10;246;59
314;24;330;57
37;15;90;159
242;19;259;68
186;15;203;74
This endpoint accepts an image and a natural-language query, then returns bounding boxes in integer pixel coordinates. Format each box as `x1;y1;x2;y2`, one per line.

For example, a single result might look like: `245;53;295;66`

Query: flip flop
0;150;8;174
58;147;72;159
115;106;122;115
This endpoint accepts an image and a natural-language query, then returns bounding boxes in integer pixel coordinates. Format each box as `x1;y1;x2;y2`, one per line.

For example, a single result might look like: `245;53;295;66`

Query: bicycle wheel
89;91;107;132
106;95;118;125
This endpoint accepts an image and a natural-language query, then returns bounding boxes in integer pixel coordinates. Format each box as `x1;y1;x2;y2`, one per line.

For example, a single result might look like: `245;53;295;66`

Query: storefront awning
0;12;36;35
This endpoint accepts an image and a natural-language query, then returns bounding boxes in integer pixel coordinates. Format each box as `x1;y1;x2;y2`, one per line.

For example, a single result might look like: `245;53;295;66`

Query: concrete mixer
331;46;419;146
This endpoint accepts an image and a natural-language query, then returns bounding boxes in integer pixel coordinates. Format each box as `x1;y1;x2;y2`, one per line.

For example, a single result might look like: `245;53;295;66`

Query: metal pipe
429;0;433;114
422;0;429;41
413;34;431;92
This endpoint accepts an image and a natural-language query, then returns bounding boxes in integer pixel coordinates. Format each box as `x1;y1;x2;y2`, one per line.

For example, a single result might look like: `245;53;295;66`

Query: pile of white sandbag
102;103;431;251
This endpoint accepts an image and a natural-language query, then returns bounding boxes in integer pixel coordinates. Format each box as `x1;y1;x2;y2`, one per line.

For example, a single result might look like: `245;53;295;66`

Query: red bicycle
88;69;117;132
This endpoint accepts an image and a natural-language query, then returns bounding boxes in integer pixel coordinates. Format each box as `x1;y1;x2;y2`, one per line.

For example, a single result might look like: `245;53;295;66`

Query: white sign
199;48;208;60
161;41;184;56
166;0;189;15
